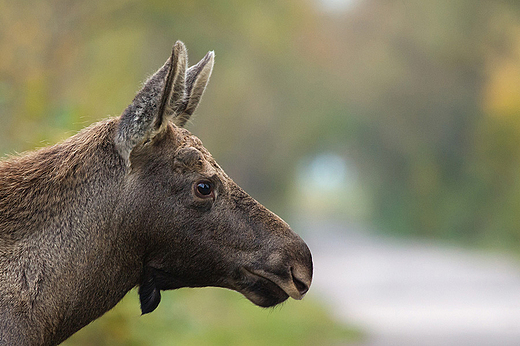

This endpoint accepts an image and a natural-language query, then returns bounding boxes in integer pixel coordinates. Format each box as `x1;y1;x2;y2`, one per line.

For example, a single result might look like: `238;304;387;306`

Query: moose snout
271;234;313;300
243;236;313;303
229;193;313;306
261;251;312;300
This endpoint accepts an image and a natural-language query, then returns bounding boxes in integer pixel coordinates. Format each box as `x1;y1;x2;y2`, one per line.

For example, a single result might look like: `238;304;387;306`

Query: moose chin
0;41;313;346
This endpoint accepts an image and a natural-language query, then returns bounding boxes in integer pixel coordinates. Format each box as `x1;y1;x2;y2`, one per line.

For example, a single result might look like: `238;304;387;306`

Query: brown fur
0;42;312;345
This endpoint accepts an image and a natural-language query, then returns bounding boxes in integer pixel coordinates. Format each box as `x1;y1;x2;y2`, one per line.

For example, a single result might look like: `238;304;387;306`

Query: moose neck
0;119;143;345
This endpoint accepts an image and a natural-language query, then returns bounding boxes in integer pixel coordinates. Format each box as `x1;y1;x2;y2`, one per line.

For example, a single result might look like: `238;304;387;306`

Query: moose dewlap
0;41;313;345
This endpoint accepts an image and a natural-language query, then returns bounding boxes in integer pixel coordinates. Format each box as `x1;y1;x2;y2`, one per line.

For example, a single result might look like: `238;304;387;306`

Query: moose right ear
115;41;188;164
173;50;214;128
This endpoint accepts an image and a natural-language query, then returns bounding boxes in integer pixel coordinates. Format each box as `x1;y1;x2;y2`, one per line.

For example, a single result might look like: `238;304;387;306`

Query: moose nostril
293;276;309;296
289;262;312;299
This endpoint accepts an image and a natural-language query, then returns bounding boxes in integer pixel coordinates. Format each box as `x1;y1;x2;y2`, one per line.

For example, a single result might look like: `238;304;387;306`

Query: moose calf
0;42;313;345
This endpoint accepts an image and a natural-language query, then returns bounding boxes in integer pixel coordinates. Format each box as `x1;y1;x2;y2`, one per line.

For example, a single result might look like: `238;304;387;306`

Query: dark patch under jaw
139;271;161;314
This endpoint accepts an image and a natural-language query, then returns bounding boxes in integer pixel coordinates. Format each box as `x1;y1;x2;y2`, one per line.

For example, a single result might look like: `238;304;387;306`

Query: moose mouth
238;267;307;308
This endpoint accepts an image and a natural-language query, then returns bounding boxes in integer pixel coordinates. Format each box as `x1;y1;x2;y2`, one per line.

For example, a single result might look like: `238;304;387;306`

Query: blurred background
3;0;520;344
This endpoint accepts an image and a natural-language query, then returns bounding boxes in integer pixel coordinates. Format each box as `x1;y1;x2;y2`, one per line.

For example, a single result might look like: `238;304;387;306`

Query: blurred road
299;218;520;346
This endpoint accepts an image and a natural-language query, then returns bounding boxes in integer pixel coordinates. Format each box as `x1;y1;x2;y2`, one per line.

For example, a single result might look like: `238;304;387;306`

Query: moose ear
173;50;215;127
115;41;188;162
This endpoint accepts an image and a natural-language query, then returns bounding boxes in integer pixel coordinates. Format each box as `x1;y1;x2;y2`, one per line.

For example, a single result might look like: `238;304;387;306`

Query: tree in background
4;0;520;248
338;1;520;246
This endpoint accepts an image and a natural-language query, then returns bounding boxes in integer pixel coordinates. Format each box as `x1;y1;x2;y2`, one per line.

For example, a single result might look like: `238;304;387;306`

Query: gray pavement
299;218;520;346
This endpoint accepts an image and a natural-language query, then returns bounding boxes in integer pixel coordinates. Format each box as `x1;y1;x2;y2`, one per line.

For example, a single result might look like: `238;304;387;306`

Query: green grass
63;288;361;346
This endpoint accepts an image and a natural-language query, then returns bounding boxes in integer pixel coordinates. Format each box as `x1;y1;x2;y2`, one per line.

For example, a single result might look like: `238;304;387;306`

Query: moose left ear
115;41;188;163
115;42;214;163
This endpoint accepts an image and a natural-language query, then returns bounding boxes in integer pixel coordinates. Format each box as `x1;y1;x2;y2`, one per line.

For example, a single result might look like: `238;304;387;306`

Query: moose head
118;42;313;313
0;41;312;345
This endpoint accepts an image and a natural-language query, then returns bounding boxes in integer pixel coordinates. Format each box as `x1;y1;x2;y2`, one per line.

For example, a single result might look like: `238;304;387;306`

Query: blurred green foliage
321;1;520;247
63;288;359;346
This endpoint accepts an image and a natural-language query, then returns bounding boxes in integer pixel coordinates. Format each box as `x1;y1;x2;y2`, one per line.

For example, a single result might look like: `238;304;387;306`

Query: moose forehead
129;123;223;181
167;125;222;176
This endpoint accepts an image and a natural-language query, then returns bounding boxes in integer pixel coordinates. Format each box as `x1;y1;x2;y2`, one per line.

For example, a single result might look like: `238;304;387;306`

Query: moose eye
194;181;214;199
